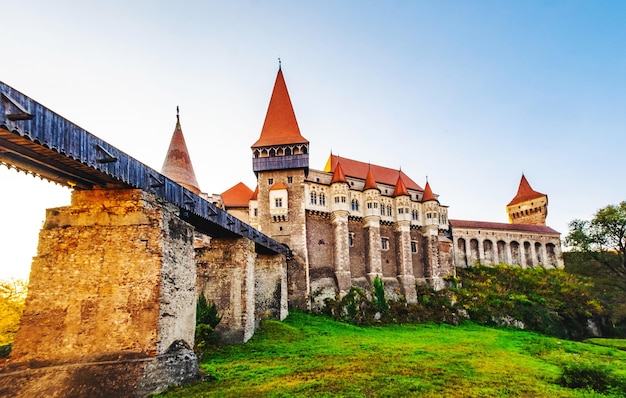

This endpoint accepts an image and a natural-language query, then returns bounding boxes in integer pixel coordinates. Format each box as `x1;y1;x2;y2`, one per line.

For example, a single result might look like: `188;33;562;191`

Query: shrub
195;293;221;354
372;276;389;315
559;362;626;394
0;343;11;358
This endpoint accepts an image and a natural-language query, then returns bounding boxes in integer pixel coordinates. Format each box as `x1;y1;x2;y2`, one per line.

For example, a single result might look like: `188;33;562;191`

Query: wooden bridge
0;81;289;397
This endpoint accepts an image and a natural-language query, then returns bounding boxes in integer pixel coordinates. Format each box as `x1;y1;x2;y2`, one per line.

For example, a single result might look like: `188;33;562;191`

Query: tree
0;279;28;346
566;201;626;281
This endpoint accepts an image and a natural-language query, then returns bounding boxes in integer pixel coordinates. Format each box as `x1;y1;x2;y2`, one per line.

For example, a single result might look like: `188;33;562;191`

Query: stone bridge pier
0;188;288;397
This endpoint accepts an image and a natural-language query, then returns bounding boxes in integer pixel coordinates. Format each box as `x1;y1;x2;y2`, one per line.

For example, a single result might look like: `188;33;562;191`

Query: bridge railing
0;81;289;256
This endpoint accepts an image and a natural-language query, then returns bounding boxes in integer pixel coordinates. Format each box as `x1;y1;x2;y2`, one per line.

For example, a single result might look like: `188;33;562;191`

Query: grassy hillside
158;312;626;397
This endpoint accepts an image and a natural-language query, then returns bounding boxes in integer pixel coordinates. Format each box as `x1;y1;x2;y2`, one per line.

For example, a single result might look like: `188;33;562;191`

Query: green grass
586;338;626;351
157;312;626;397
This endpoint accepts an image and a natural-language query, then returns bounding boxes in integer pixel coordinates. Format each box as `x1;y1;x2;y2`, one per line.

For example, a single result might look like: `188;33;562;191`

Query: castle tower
251;65;310;309
393;174;417;303
362;167;382;283
421;181;441;286
329;161;351;295
506;174;548;225
161;108;201;194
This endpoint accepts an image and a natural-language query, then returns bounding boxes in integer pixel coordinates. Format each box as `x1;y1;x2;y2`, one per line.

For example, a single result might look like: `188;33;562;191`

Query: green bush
195;293;221;354
0;343;11;358
559;362;626;394
451;265;603;339
372;276;389;315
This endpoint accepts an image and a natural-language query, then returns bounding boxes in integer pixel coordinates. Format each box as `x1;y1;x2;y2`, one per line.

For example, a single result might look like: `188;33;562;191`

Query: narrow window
411;241;417;253
287;176;293;184
351;199;359;211
268;178;274;185
381;237;389;250
310;192;317;205
349;233;355;247
275;198;283;207
319;193;326;206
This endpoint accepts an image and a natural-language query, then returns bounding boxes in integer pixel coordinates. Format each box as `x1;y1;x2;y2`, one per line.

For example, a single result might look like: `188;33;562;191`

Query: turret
506;174;548;225
393;174;411;223
251;66;309;175
161;107;201;194
362;167;381;217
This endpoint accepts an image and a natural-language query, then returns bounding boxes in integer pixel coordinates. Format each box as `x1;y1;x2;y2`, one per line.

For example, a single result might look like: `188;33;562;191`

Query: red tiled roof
270;182;287;190
324;154;423;191
252;68;309;148
393;175;409;197
251;185;259;200
449;219;560;234
421;181;436;202
507;174;545;206
161;111;201;194
221;182;254;208
363;167;379;191
331;161;348;184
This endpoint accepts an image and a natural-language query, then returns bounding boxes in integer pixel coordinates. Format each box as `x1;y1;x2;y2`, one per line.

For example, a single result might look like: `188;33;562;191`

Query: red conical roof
422;181;437;202
331;161;348;184
363;167;379;191
393;174;409;197
252;68;309;148
161;109;201;194
221;182;254;208
507;174;545;206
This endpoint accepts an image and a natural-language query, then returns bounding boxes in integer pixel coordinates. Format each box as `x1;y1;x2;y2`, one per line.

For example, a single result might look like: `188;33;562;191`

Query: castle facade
163;67;563;310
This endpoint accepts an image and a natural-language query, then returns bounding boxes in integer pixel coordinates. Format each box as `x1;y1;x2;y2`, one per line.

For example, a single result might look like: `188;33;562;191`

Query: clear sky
1;1;624;280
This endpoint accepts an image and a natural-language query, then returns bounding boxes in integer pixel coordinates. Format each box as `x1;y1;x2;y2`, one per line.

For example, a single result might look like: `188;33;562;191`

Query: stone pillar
424;226;444;290
477;238;485;265
331;210;351;295
506;242;513;265
395;221;417;303
3;189;199;397
363;216;382;282
196;237;256;344
541;244;549;267
465;239;472;267
255;253;288;322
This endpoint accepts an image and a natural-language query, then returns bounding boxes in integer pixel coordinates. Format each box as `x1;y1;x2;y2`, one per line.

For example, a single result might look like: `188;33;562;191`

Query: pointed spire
507;174;545;206
331;161;348;184
422;181;436;202
252;67;309;148
363;165;379;191
161;108;201;194
393;174;409;197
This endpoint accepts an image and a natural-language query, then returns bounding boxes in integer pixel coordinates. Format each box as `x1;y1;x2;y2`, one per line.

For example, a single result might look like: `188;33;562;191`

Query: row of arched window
253;145;308;158
310;191;326;206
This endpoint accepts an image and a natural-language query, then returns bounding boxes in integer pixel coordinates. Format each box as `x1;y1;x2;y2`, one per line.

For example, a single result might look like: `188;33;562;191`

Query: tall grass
158;312;626;397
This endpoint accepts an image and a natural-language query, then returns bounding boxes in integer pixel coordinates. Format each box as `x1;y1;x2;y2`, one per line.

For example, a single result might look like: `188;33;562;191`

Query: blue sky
1;1;625;280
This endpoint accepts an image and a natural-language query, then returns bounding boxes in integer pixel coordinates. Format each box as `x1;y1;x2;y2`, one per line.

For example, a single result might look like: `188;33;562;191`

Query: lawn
158;312;626;397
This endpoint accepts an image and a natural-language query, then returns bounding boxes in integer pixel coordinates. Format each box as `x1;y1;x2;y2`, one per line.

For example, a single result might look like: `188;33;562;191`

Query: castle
162;66;563;309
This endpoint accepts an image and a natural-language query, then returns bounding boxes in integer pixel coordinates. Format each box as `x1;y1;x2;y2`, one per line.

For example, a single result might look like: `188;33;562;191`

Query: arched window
310;191;317;205
412;209;419;220
351;199;359;211
319;192;326;206
387;205;392;216
269;148;276;157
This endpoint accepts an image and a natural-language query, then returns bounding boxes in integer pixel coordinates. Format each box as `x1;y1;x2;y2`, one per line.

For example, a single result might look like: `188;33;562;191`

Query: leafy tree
566;201;626;283
0;279;28;346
